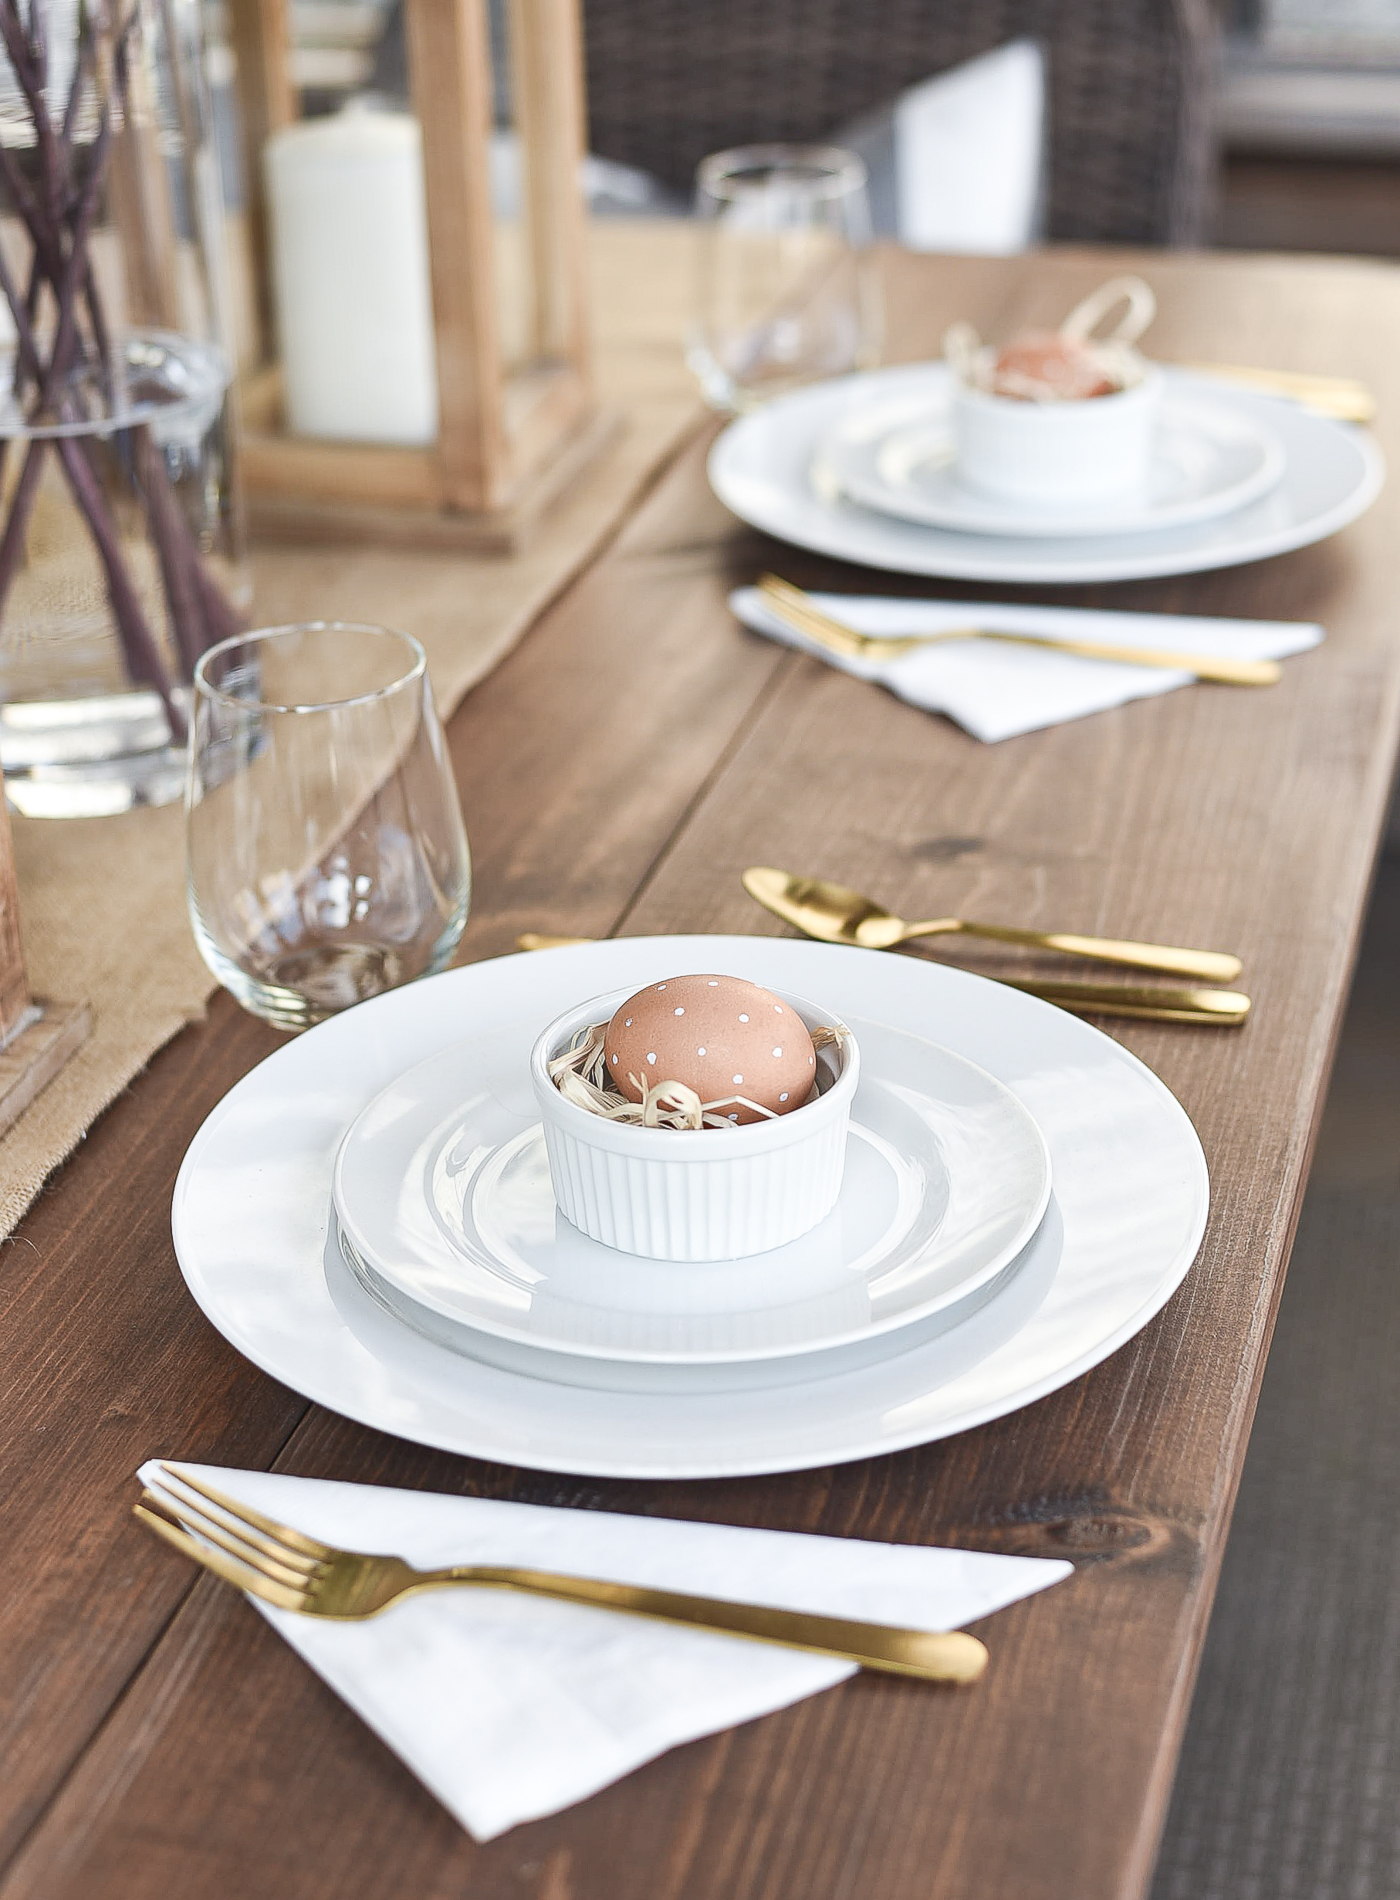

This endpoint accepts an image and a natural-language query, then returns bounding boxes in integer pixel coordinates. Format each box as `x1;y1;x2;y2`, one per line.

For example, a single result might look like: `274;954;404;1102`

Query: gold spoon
743;866;1242;983
513;932;1249;1027
757;575;1282;688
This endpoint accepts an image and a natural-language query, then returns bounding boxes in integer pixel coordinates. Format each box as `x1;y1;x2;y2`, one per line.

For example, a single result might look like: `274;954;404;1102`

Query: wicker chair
580;0;1221;247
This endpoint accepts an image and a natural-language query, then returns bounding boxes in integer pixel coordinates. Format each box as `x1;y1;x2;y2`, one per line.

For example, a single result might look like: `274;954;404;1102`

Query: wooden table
5;246;1400;1900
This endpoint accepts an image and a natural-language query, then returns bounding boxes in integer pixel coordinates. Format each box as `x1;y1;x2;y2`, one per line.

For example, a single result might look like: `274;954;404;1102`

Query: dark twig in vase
0;65;118;595
56;433;184;733
137;428;205;678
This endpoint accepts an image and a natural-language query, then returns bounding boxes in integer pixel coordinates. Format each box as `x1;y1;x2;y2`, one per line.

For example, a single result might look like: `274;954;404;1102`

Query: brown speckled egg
603;974;817;1125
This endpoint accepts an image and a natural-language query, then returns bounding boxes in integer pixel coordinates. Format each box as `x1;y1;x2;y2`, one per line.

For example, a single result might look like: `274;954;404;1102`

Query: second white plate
709;364;1383;585
331;1020;1052;1392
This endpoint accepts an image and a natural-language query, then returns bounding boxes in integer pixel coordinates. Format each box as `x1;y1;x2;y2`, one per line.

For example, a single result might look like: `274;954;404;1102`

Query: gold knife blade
514;935;1249;1025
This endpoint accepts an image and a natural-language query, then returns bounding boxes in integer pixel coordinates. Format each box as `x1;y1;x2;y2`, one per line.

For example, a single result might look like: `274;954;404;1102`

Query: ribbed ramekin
952;361;1162;505
530;985;859;1262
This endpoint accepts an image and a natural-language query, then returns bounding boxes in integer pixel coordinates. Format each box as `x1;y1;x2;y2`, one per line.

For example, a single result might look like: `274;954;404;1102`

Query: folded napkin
140;1462;1070;1839
731;587;1324;742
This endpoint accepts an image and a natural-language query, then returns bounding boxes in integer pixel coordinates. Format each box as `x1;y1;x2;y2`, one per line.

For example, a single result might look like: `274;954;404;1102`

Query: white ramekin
530;985;859;1262
952;362;1163;507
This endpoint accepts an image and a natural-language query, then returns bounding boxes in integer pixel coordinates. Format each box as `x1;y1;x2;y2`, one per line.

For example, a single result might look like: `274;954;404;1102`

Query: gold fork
743;865;1242;982
135;1465;988;1683
757;574;1282;688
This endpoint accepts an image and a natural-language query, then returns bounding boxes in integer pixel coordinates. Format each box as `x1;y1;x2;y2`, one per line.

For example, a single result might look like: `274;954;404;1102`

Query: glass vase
0;0;247;817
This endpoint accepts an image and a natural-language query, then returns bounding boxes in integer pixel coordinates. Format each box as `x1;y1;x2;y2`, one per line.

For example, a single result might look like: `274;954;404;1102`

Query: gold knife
513;935;1249;1025
1183;361;1375;425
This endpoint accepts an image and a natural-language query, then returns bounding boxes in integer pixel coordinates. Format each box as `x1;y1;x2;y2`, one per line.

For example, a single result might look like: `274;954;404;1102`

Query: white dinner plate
709;364;1383;585
820;372;1286;539
171;939;1210;1479
330;1019;1052;1392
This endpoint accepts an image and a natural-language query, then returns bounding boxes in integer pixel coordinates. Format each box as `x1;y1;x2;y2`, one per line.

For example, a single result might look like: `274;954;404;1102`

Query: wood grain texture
3;246;1399;1900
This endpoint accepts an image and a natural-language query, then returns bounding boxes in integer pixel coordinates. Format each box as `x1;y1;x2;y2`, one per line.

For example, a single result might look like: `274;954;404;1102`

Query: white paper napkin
140;1461;1070;1839
731;586;1324;742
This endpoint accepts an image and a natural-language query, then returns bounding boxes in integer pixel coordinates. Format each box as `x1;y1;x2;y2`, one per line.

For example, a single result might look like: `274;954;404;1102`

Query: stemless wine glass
187;622;471;1030
688;144;880;412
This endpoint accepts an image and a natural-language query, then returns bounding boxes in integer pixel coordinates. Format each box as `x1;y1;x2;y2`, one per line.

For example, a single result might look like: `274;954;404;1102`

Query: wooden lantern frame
0;782;89;1139
226;0;609;550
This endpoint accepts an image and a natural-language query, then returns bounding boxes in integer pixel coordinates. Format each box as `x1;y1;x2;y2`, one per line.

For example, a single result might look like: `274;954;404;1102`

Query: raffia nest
548;1019;847;1131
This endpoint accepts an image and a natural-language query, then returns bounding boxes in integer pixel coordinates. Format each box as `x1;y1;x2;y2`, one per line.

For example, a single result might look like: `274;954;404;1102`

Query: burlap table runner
1;220;703;1238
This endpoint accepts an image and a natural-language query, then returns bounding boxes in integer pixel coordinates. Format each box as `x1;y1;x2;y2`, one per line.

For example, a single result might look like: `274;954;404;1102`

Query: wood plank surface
3;246;1400;1900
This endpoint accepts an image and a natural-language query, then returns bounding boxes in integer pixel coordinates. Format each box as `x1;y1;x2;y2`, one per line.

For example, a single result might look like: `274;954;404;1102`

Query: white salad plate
709;363;1383;585
171;939;1209;1479
820;374;1286;539
330;1018;1052;1393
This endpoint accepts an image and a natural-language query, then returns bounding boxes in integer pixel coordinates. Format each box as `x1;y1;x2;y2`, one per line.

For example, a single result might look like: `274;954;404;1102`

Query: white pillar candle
263;107;439;445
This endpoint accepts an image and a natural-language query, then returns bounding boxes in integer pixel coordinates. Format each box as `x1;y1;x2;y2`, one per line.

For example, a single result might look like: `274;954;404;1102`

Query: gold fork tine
161;1462;328;1561
133;1502;310;1612
141;1485;316;1590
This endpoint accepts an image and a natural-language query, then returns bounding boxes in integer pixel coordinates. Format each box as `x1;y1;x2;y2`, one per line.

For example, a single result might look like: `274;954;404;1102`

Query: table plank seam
608;649;801;940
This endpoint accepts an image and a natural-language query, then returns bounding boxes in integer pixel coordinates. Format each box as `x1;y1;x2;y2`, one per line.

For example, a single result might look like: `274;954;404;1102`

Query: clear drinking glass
688;144;879;412
187;622;471;1030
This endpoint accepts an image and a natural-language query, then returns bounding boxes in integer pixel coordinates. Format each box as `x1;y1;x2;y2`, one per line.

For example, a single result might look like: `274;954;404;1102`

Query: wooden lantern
0;780;90;1139
225;0;609;551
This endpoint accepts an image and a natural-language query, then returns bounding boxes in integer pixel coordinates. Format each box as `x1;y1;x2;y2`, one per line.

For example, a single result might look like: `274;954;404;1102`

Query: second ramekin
952;361;1163;507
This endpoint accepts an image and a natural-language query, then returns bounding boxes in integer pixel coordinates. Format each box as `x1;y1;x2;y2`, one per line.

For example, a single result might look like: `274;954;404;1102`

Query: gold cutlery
518;931;593;950
757;574;1282;687
1183;362;1376;425
984;978;1248;1026
513;930;1248;1026
743;866;1242;983
135;1464;988;1684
